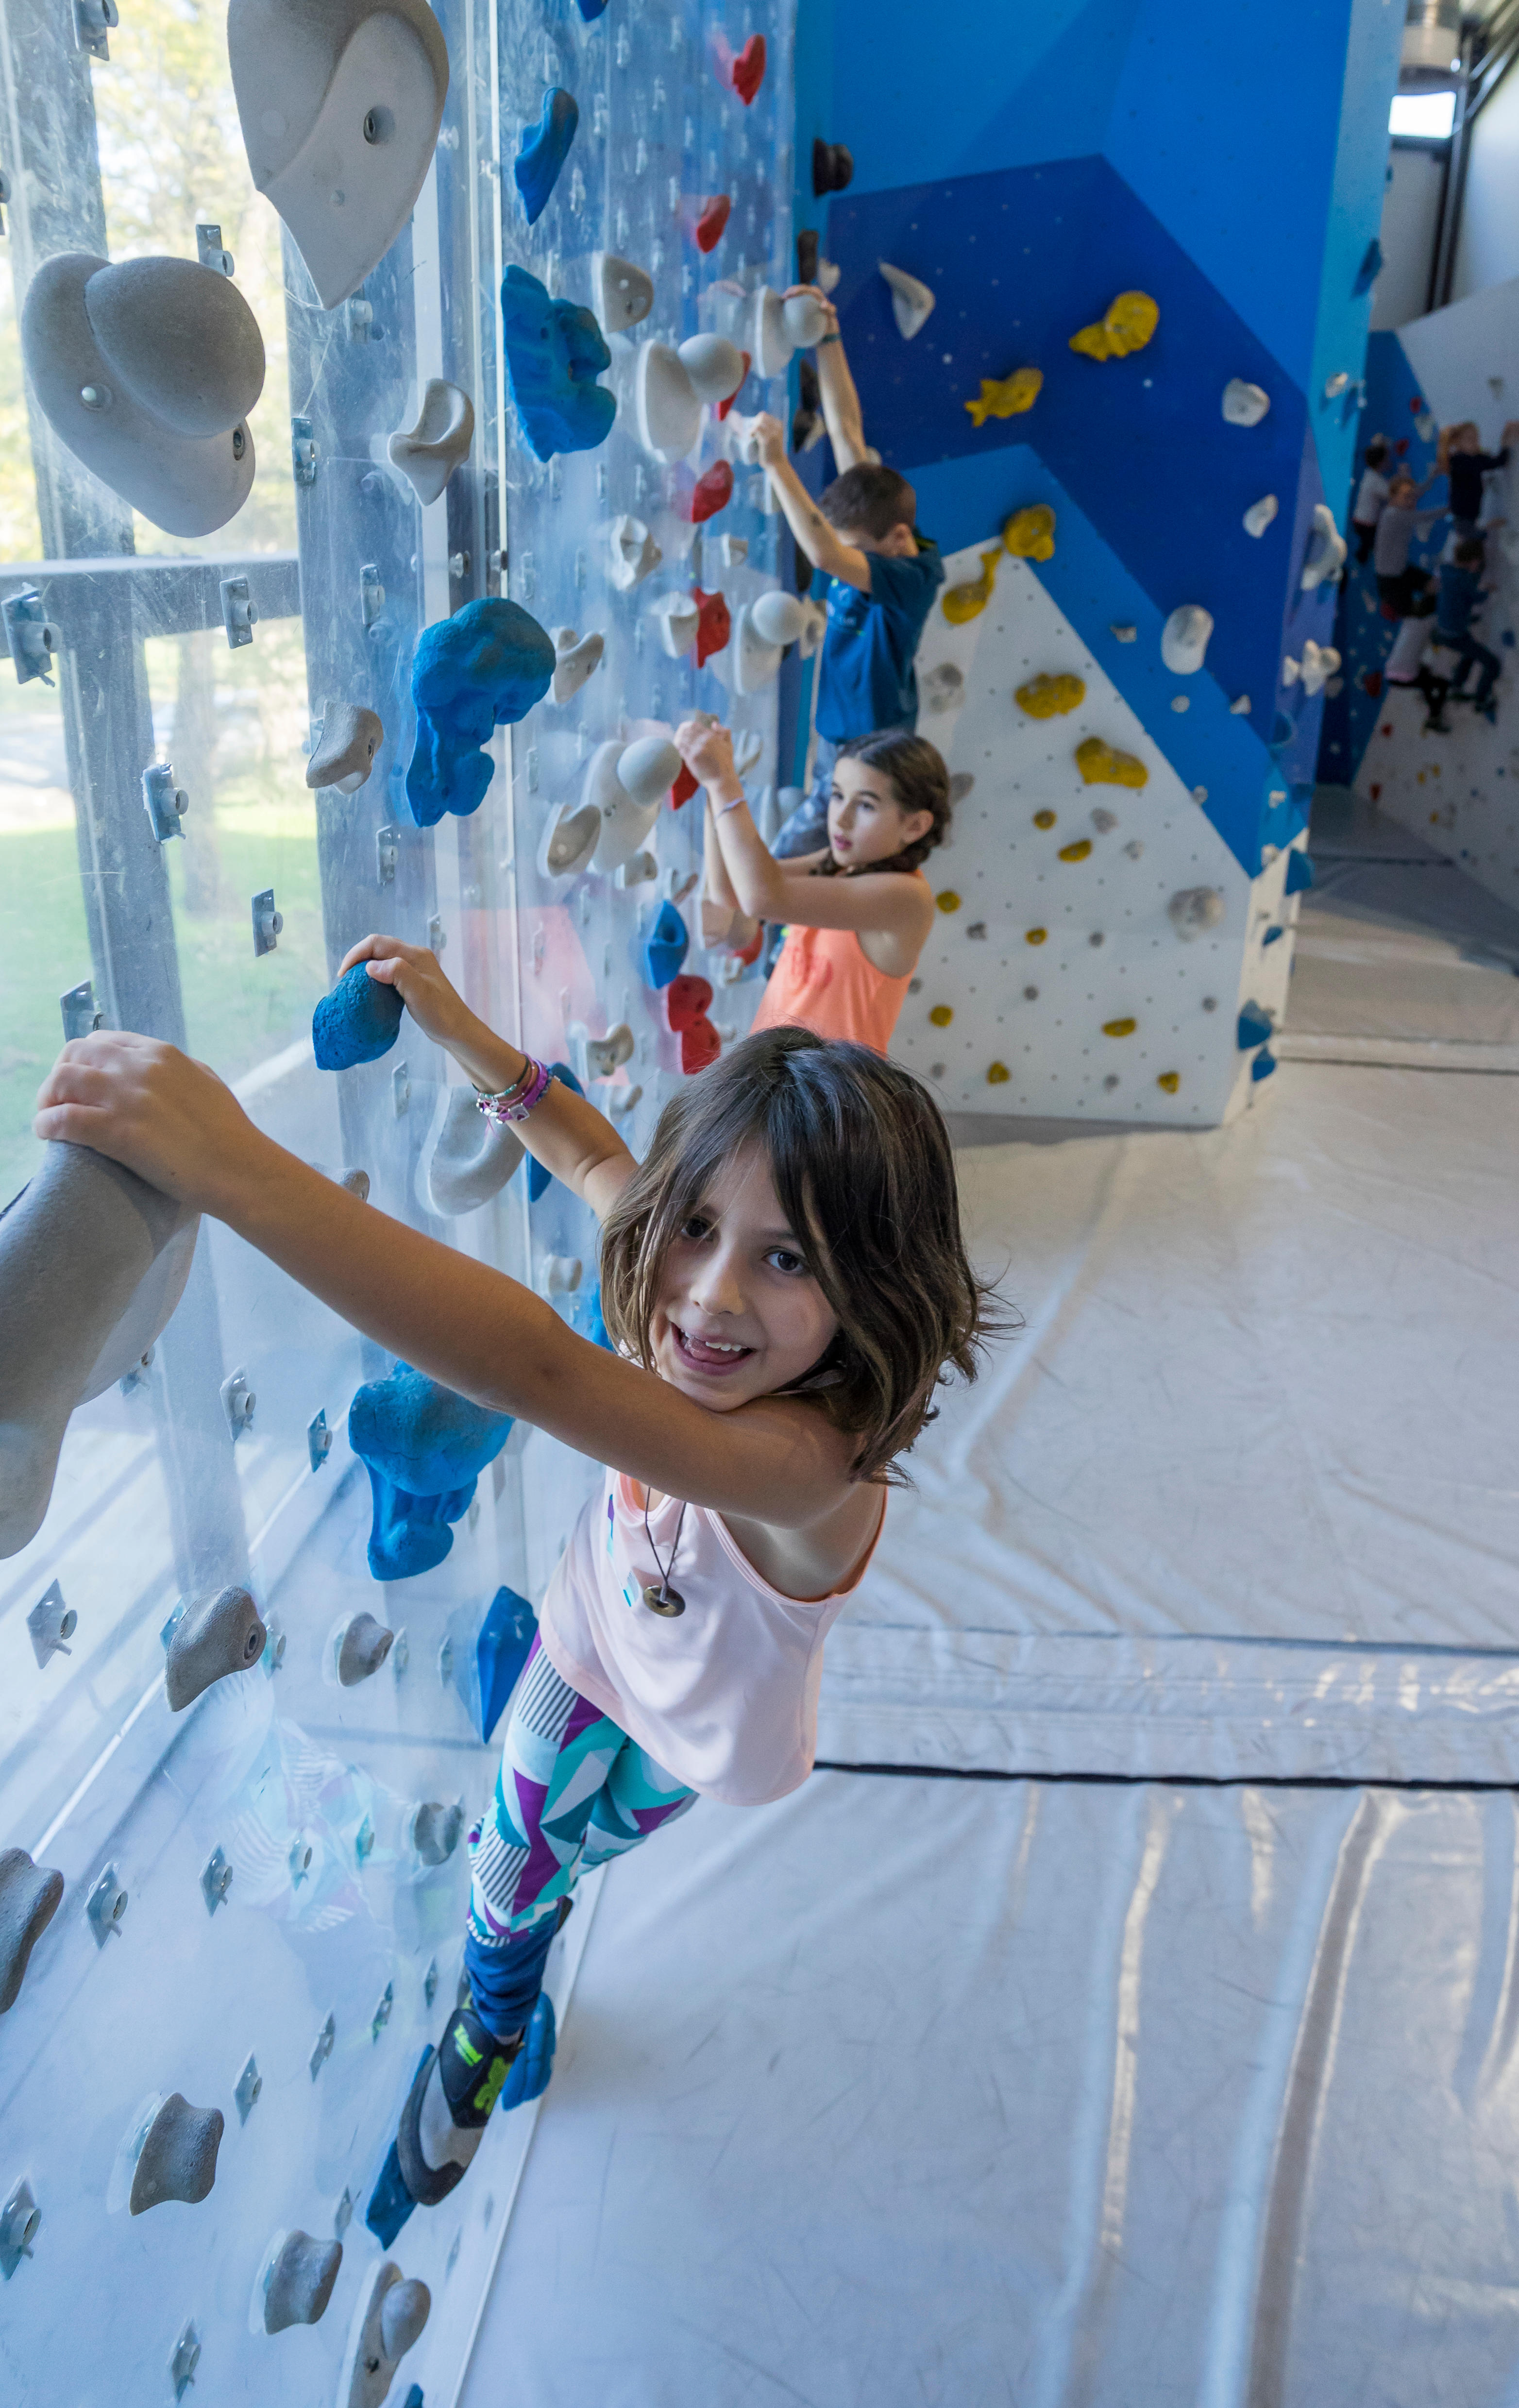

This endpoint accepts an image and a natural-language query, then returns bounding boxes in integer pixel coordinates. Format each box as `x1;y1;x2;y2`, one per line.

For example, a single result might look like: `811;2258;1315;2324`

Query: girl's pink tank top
749;874;928;1054
537;1468;886;1805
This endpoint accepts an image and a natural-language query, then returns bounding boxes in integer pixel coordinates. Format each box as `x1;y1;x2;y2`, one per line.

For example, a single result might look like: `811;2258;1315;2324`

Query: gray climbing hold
0;1849;64;2014
1168;886;1226;940
228;0;450;311
21;253;263;537
0;1145;199;1560
416;1084;523;1220
549;626;604;705
265;2229;343;2333
338;1612;395;1686
537;798;601;881
346;2263;431;2408
592;250;654;334
165;1585;268;1713
307;701;384;793
409;1800;463;1865
387;378;474;506
130;2093;224;2215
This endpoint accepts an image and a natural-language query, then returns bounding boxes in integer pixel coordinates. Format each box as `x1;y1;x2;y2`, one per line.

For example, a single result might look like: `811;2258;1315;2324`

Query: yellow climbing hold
1017;672;1086;720
1002;504;1056;562
1058;838;1093;863
987;1061;1011;1085
1025;927;1047;945
936;889;961;913
1157;1072;1181;1093
942;549;1000;625
928;1004;954;1027
1032;809;1057;829
1076;736;1148;790
964;366;1043;427
1102;1017;1137;1038
1069;291;1159;362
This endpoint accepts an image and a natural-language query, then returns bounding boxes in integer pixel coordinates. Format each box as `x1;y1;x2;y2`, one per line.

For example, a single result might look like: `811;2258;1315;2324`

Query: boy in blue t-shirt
736;288;945;855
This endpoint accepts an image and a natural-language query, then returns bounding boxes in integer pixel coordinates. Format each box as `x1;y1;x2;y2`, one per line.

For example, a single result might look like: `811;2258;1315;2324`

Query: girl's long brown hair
598;1025;1008;1485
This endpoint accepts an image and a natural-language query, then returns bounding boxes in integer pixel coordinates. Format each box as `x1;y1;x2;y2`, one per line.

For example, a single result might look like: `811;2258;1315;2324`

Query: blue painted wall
793;0;1403;873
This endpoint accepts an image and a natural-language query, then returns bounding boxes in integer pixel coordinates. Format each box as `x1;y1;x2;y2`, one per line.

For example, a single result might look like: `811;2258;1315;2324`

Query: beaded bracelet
475;1057;552;1123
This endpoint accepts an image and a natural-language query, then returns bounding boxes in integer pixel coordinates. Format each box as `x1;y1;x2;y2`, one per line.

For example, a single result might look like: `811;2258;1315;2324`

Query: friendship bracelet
476;1057;552;1123
717;792;748;815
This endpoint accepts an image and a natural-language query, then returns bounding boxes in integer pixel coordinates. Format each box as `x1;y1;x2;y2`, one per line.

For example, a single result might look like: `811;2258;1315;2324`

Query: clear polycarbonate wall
0;0;788;2396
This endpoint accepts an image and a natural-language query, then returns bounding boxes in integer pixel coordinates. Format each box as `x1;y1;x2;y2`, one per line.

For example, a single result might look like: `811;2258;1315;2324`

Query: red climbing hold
693;195;732;254
1359;670;1383;697
1410;396;1424;413
733;923;764;967
692;587;731;667
680;461;734;524
728;34;766;104
680;1015;722;1075
715;353;751;420
1394;437;1409;456
1382;723;1393;736
670;762;699;810
1369;783;1382;800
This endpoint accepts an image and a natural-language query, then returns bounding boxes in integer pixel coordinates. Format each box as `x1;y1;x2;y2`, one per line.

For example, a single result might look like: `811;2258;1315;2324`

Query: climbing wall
791;0;1403;1122
0;0;789;2402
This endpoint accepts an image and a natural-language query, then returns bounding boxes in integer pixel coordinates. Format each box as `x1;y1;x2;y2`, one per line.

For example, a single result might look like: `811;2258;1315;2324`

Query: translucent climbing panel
0;0;789;2396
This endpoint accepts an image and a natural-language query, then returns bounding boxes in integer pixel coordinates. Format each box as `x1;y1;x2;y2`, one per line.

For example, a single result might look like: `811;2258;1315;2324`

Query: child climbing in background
34;974;996;2236
680;717;949;1055
1350;435;1392;563
1437;534;1502;721
732;284;945;860
1440;418;1518;539
1375;469;1448;616
1383;570;1452;733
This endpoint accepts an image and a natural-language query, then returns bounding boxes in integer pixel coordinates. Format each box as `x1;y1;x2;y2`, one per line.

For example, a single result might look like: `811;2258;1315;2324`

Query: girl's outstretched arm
336;934;632;1221
33;1035;858;1529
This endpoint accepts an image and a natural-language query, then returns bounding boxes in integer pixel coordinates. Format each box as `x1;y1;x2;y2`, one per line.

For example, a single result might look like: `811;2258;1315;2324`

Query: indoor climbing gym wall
792;0;1402;1122
1321;290;1519;912
0;0;790;2397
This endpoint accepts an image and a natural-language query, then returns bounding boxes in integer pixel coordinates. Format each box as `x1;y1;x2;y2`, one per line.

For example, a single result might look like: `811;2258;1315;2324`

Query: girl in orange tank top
677;722;953;1055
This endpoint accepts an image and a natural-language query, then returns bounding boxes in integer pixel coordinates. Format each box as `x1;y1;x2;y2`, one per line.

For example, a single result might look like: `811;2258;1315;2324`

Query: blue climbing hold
1251;1048;1278;1083
501;265;614;463
514;88;578;225
526;1063;582;1203
477;1584;536;1743
1284;850;1315;895
1353;237;1383;295
403;2390;424;2408
406;598;555;828
1503;629;1516;648
312;960;404;1069
348;1362;515;1582
366;2103;421;2247
1237;1002;1274;1051
1262;924;1284;946
576;0;609;17
498;1992;557;2109
641;899;690;989
1266;711;1295;757
584;1281;613;1353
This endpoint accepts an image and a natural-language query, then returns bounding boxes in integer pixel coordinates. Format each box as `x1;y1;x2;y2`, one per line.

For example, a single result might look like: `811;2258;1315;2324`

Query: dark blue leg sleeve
464;1915;560;2042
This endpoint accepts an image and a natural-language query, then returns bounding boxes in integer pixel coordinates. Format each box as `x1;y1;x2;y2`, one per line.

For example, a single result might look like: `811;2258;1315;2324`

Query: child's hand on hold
734;411;787;471
676;715;737;791
338;933;472;1054
783;283;839;341
34;1031;261;1216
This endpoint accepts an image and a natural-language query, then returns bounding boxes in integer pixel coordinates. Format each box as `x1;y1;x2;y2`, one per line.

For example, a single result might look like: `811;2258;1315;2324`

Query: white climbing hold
617;734;682;807
540;1255;582;1297
387;378;473;506
586;740;661;871
608;513;661;589
1222;378;1270;426
1161;604;1213;675
416;1083;523;1218
578;1022;635;1080
616;848;659;889
653;592;700;657
608;1083;642;1118
549;626;603;703
677;332;746;405
733;728;764;780
782;290;831;346
749;286;795;379
342;2262;431;2408
795;598;828;659
1282;638;1340;697
307;700;383;792
633;341;702;461
717;534;748;569
1110;622;1137;643
1323;370;1350;400
1168;886;1226;939
592;249;655;334
727;590;807;694
878;260;936;339
537;797;600;881
1230;693;1252;715
817;259;842;294
1090;807;1117;832
1243;494;1279;537
1300;502;1348;591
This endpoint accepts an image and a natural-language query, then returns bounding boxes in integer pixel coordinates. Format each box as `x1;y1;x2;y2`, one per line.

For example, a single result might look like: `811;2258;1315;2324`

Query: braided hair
811;730;952;878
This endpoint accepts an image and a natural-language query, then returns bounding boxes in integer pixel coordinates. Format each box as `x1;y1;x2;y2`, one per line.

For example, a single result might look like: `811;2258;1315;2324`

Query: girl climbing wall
681;720;952;1055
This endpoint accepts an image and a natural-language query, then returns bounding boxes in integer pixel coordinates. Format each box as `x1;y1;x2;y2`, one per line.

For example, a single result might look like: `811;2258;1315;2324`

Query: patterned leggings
463;1635;697;2037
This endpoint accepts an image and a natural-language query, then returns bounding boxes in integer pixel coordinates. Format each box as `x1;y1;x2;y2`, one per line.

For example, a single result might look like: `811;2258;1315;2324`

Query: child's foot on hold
1425;715;1452;733
396;1993;527;2207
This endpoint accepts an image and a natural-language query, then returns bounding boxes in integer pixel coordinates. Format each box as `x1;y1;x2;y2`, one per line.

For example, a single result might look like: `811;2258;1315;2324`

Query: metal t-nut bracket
234;2055;262;2124
309;2012;336;2080
59;980;102;1041
200;1846;233;1916
0;2179;40;2280
86;1864;128;1945
347;297;374;341
142;762;188;842
291;414;318;485
71;0;117;60
170;2321;200;2404
376;826;399;886
3;590;60;686
220;1368;255;1441
392;1059;410;1117
219;575;257;649
307;1409;332;1473
196;221;234;276
360;564;386;627
27;1581;76;1668
252;889;283;956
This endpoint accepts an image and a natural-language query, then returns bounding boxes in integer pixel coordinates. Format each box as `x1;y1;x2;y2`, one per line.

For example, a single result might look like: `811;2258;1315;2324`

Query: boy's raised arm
787;286;870;470
735;414;871;592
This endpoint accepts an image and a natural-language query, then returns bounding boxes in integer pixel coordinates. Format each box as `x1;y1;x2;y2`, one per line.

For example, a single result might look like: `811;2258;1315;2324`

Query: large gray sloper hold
0;1145;199;1560
416;1082;523;1219
229;0;450;311
165;1585;268;1712
308;700;384;793
265;2229;343;2332
346;2263;430;2408
129;2092;224;2214
338;1611;395;1685
21;254;264;537
0;1848;64;2014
